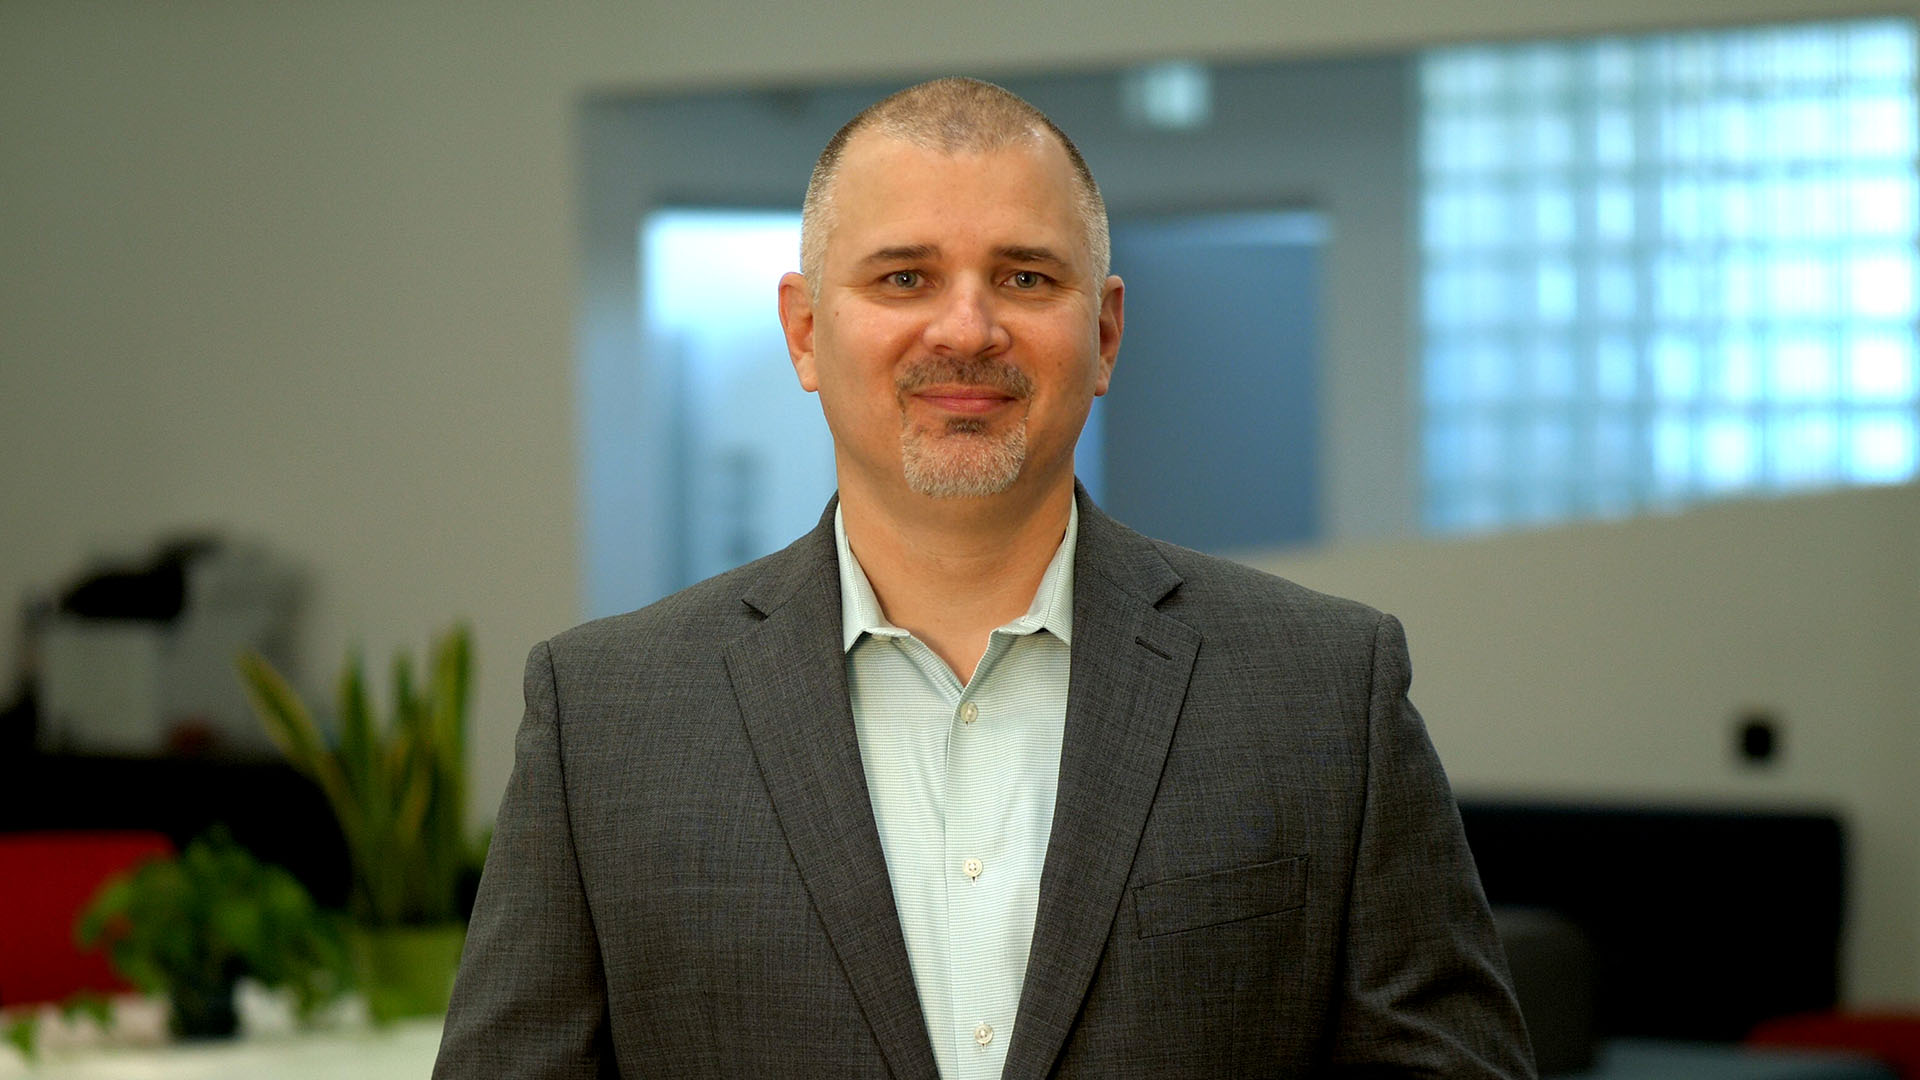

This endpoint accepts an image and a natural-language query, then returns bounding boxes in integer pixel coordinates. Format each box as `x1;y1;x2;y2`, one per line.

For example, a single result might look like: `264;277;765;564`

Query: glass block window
1421;20;1920;534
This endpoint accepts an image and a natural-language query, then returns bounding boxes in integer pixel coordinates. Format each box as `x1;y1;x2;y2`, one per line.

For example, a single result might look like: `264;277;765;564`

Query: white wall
3;0;1913;1003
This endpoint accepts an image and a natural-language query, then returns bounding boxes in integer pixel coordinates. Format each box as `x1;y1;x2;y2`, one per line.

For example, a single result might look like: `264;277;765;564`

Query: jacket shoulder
1145;538;1391;651
542;542;806;669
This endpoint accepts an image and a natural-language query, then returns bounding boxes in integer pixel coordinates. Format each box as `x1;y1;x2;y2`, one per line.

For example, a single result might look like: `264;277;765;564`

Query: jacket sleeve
1325;614;1538;1079
433;641;617;1079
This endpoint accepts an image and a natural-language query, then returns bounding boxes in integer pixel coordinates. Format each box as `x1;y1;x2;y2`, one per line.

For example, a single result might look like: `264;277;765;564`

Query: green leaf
4;1016;36;1063
394;736;434;844
238;622;476;928
60;993;114;1031
337;650;378;823
238;651;364;853
237;650;326;774
68;831;349;1023
391;650;418;740
426;623;474;917
74;874;135;946
431;624;472;758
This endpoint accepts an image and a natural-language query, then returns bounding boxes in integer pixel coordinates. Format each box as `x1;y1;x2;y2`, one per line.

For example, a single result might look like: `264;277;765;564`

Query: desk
0;1017;442;1080
1568;1039;1897;1080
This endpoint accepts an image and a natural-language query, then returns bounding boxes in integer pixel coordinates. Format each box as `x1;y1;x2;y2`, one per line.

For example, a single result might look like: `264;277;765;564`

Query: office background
2;0;1915;1014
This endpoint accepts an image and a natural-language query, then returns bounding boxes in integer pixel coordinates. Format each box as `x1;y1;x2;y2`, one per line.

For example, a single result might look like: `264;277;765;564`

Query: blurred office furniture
0;1014;443;1080
36;535;301;760
1751;1013;1920;1080
0;830;172;1007
1462;800;1880;1078
1;535;347;965
1489;905;1891;1079
1566;1040;1896;1080
1463;800;1844;1039
0;754;351;911
1494;906;1599;1074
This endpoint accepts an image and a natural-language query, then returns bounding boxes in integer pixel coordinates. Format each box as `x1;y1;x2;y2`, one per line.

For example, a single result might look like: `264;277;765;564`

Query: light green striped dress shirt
836;502;1076;1080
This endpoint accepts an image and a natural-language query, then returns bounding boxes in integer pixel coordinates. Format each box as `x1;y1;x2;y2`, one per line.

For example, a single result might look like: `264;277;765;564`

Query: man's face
778;131;1123;503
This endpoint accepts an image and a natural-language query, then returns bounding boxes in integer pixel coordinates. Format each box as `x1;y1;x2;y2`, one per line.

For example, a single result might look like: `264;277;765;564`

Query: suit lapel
1003;494;1201;1080
723;512;940;1080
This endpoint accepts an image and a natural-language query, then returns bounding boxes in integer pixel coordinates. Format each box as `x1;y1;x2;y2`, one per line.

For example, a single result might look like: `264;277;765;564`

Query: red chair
0;830;174;1006
1751;1012;1920;1080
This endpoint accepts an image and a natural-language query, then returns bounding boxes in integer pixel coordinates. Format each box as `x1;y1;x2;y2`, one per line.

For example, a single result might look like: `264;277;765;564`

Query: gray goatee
895;356;1034;498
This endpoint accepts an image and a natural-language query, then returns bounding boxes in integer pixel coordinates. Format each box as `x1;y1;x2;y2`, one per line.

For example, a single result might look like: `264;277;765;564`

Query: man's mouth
896;356;1034;414
913;386;1017;414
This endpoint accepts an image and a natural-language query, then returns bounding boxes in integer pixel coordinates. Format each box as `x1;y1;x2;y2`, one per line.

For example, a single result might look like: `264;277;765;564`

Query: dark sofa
1458;799;1889;1079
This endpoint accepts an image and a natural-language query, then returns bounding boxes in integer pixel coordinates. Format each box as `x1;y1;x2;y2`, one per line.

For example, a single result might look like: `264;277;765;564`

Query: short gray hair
798;77;1110;297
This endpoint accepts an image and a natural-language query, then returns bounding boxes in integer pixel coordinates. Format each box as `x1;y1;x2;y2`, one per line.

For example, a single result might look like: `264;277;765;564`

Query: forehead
824;131;1087;265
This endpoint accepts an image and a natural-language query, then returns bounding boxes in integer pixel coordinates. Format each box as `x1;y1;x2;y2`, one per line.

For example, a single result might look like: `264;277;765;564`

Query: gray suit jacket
434;492;1535;1079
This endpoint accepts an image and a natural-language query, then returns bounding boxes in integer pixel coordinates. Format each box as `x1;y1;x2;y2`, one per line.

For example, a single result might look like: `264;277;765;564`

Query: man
435;77;1534;1079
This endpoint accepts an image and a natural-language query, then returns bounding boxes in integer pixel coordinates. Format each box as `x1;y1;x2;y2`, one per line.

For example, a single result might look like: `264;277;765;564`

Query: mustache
895;355;1034;399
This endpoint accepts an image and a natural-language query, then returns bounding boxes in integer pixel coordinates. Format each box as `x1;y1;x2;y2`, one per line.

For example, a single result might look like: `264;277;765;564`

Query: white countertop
0;1010;442;1080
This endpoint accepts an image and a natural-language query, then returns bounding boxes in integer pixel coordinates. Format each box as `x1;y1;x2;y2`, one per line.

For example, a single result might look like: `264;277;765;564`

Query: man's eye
1008;271;1046;289
887;270;921;288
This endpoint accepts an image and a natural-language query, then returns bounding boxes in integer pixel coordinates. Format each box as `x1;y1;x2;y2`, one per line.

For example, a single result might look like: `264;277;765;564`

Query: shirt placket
943;631;1017;1080
865;632;962;1072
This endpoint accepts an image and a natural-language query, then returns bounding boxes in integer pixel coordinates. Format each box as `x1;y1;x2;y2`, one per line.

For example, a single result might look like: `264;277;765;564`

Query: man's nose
922;278;1011;357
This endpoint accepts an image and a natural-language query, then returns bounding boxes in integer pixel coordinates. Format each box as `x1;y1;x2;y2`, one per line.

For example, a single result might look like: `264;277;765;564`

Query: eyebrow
853;244;1072;269
993;245;1070;268
855;244;939;268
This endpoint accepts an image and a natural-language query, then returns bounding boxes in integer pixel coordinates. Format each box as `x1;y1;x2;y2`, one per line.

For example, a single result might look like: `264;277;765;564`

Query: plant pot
349;922;466;1023
169;977;240;1040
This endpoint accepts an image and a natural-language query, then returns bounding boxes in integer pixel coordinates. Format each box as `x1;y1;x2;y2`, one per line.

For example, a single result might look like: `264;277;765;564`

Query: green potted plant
236;622;478;1023
74;829;349;1039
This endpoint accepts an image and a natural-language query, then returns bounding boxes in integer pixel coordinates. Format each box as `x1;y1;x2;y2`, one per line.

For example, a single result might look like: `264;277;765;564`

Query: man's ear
1094;275;1123;397
777;272;819;392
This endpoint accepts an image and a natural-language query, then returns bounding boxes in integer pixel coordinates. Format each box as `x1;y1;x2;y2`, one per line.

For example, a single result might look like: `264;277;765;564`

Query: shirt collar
836;498;1078;653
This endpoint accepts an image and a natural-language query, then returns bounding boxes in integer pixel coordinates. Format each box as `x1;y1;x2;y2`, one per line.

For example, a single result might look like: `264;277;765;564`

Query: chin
900;430;1026;499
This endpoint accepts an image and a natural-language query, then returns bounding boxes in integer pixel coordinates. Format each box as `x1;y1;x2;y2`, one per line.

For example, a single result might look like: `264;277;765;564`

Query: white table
0;1017;443;1080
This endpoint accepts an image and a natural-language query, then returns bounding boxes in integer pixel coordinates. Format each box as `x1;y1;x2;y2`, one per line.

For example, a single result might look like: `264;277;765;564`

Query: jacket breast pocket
1132;855;1308;938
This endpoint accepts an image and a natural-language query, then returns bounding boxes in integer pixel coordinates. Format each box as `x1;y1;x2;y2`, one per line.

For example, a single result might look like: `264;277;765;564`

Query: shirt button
958;701;979;724
974;1022;994;1047
962;857;982;880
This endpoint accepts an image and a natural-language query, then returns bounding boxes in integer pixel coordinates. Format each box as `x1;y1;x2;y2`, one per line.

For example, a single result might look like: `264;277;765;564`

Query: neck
838;471;1074;682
